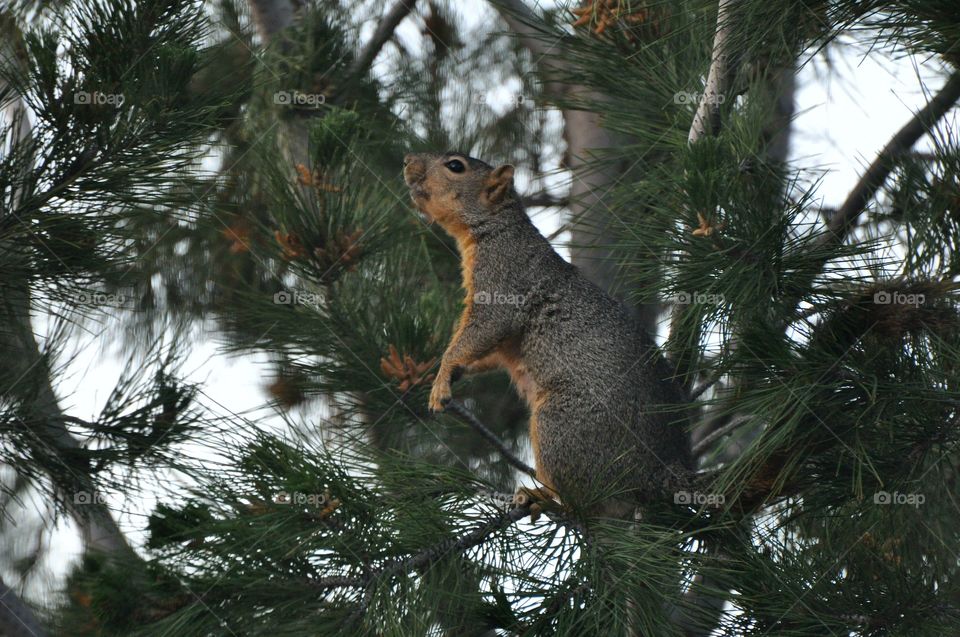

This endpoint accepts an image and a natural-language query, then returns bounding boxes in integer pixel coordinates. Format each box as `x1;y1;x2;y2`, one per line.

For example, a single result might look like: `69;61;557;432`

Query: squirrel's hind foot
512;486;561;522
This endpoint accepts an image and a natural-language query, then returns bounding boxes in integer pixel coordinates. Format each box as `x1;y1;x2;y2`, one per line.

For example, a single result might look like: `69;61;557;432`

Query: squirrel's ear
482;164;515;206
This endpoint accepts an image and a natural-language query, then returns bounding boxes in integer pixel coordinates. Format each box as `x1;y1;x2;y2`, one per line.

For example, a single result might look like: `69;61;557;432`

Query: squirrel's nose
402;155;424;186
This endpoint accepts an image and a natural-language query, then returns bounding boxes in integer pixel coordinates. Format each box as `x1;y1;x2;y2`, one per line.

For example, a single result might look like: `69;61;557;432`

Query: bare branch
691;414;753;456
444;399;538;480
670;1;741;383
778;70;960;328
546;220;573;242
312;575;362;590
346;0;418;79
688;0;737;144
689;374;722;402
523;192;568;209
822;70;960;246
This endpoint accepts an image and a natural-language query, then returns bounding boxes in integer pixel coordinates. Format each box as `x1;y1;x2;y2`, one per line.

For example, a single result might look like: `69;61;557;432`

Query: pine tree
1;0;959;635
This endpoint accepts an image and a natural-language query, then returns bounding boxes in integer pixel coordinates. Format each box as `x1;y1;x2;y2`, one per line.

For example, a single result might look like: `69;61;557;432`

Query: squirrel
403;152;693;517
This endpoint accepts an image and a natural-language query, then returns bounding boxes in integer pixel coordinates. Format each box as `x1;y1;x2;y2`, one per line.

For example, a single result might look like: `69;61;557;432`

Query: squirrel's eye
444;159;465;173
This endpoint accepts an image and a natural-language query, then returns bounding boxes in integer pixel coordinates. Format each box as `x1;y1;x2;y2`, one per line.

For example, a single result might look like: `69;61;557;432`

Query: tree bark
248;0;297;43
493;0;658;334
0;576;46;637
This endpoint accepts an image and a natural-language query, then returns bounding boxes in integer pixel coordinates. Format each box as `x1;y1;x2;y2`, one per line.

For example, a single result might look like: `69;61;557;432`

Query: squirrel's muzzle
402;154;427;187
402;154;434;223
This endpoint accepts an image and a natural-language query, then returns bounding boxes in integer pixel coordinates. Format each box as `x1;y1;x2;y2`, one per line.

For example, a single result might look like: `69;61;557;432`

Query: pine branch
1;25;135;562
3;293;136;560
346;0;418;80
309;503;534;613
444;399;538;480
369;504;531;589
520;576;591;632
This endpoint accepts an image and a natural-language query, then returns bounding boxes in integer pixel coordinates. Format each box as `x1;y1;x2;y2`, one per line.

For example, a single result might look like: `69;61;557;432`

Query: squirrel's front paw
428;378;452;412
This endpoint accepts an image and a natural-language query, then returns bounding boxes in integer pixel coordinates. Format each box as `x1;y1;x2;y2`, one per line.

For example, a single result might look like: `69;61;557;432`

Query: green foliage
2;0;960;635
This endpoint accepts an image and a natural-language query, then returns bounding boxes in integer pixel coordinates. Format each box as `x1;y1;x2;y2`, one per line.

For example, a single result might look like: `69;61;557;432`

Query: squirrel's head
403;152;517;239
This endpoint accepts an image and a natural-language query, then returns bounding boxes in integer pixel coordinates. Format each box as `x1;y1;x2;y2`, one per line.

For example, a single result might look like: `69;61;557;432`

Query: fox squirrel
403;152;693;517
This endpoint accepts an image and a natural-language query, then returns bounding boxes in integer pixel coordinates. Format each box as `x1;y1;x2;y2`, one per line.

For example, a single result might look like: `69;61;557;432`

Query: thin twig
689;374;723;401
523;192;568;209
444;399;538;480
546;221;573;242
691;414;753;456
313;575;362;590
346;0;418;79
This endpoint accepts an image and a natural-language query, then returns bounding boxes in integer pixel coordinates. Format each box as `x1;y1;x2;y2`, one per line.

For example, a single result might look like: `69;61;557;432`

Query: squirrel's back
493;221;692;506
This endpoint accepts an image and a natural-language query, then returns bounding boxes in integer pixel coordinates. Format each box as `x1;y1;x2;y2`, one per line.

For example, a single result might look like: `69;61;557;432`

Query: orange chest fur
452;234;536;402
